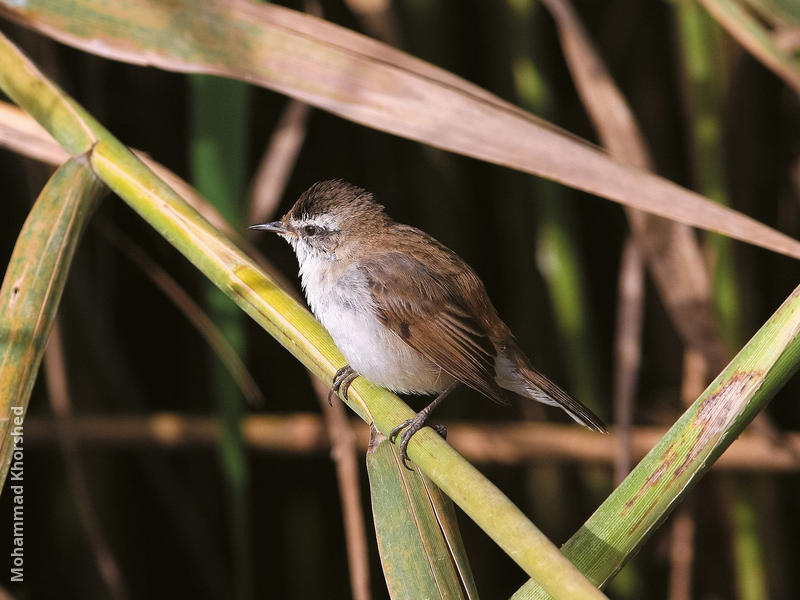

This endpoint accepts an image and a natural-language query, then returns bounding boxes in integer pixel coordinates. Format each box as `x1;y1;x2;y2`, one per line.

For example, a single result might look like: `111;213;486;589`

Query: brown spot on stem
622;370;763;524
628;500;660;535
9;268;27;309
674;370;762;476
622;442;677;516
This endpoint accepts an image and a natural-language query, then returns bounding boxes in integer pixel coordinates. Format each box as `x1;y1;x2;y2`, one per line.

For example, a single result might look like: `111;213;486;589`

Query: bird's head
250;179;390;264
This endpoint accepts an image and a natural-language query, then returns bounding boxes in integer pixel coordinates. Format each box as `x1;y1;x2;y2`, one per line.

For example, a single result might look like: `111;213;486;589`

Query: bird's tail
495;347;607;433
516;365;607;433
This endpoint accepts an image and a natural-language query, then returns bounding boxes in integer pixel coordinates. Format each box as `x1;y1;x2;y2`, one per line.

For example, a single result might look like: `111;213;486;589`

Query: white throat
295;248;341;319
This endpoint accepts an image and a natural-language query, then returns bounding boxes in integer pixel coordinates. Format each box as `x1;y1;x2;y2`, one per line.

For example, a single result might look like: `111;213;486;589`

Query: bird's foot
388;383;457;469
329;365;359;405
389;414;447;470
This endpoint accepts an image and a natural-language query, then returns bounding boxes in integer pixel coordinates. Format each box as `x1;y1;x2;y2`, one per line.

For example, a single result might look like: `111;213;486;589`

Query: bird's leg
329;365;359;405
389;382;458;469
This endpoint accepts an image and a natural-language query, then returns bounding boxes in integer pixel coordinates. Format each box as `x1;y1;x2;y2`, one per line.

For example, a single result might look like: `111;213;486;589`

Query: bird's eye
303;225;320;236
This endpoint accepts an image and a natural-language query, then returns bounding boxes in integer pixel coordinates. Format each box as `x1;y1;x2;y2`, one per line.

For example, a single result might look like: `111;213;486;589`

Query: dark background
1;0;799;598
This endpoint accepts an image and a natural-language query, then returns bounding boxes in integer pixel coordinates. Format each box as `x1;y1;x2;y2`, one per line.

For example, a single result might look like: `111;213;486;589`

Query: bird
250;180;606;466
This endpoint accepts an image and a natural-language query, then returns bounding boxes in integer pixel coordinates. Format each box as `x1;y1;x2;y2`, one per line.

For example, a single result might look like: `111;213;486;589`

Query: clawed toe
388;420;409;445
329;365;359;405
389;415;446;470
389;419;417;470
339;372;358;400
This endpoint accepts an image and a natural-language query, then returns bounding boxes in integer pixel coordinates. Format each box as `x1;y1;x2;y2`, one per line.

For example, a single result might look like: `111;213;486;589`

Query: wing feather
358;252;508;404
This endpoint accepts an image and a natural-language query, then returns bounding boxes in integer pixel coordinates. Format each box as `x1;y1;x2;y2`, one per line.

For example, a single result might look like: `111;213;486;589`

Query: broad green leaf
368;428;478;600
0;157;104;485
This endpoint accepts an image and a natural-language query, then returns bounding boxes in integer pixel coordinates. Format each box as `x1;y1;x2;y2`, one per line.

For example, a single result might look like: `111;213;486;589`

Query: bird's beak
249;221;289;235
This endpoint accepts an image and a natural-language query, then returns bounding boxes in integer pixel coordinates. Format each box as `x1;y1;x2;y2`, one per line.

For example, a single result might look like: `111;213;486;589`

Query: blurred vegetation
0;0;799;598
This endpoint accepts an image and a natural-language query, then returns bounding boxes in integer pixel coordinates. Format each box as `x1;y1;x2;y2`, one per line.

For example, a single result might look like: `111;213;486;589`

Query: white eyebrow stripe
291;213;339;231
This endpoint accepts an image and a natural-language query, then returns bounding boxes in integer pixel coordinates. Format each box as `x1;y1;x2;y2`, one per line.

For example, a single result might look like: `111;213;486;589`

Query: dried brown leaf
1;0;799;260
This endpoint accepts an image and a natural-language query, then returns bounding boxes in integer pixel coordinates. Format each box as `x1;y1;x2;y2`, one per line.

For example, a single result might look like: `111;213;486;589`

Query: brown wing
358;252;508;404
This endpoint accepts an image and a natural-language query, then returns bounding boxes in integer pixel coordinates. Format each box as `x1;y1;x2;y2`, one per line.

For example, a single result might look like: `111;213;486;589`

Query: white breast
299;255;452;395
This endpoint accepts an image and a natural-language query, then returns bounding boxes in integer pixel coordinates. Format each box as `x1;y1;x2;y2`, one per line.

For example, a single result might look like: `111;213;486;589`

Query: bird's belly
321;307;452;395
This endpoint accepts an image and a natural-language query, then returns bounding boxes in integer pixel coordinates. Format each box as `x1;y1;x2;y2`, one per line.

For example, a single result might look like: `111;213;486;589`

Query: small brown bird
251;180;606;465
